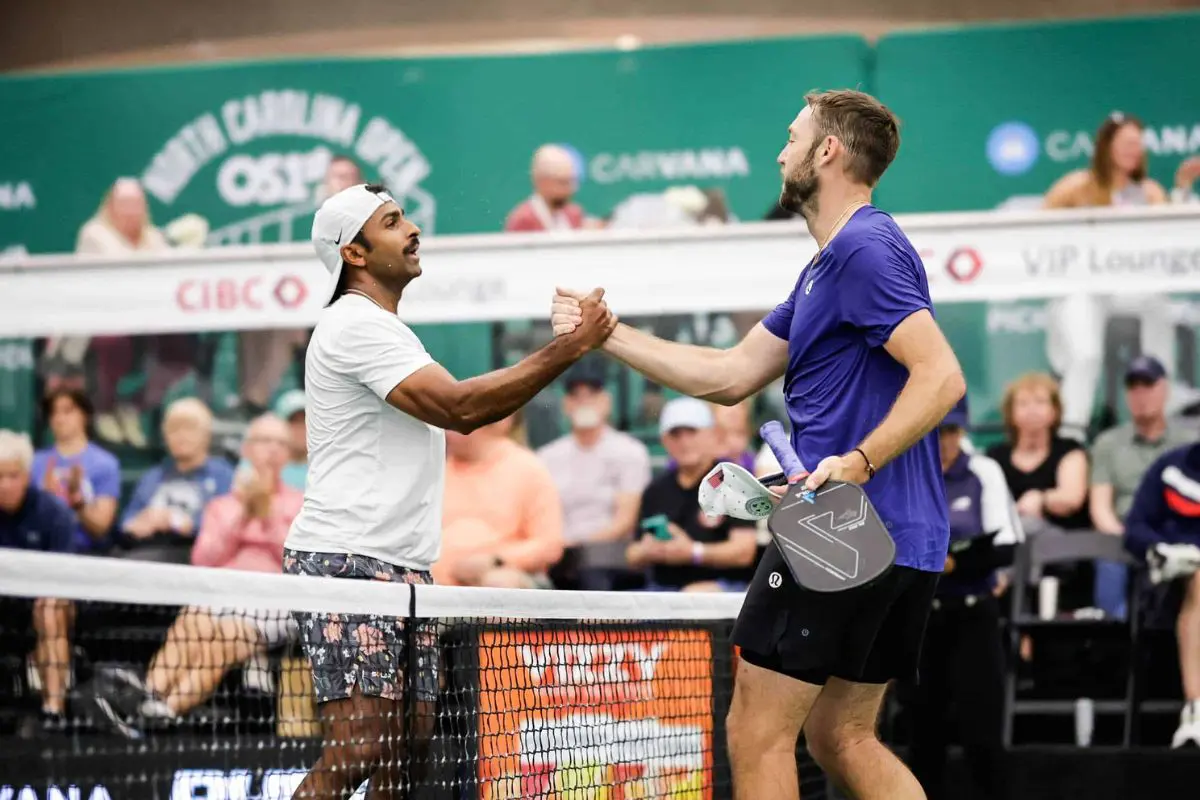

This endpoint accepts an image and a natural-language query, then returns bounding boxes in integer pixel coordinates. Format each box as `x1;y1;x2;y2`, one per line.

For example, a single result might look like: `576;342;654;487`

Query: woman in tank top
1040;113;1173;439
986;372;1090;531
1043;112;1168;208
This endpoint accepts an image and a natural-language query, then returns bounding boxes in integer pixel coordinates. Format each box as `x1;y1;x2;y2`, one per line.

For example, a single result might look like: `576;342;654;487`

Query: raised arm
350;289;615;435
597;322;788;406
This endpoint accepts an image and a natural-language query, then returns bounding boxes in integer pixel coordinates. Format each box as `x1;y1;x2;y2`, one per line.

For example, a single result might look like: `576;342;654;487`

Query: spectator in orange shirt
435;414;565;588
504;145;587;232
88;414;303;737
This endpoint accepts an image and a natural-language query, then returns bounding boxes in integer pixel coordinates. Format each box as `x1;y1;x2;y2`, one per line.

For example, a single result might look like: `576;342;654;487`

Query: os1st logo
217;146;333;208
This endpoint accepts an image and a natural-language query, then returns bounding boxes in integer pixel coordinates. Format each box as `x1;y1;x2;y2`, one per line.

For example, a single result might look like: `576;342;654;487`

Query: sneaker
1172;700;1200;748
94;413;125;445
102;665;149;694
84;693;144;740
139;697;177;720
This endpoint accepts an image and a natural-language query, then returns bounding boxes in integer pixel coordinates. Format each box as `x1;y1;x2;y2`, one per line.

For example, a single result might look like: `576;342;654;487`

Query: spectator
69;178;193;447
275;390;308;491
31;388;121;553
90;415;303;736
1122;442;1200;748
1044;113;1167;208
986;373;1089;531
117;398;234;563
538;363;651;543
436;414;564;588
907;398;1019;800
628;398;757;592
236;390;308;491
504;145;586;232
0;430;75;735
711;400;757;473
315;154;364;204
987;373;1091;611
1173;156;1200;204
1042;113;1182;437
1089;356;1192;618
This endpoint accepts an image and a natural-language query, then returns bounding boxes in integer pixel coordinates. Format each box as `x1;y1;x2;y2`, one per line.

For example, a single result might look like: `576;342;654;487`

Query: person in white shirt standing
283;183;616;799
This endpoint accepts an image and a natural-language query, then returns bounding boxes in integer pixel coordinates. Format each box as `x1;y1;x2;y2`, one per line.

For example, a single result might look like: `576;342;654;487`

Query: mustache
404;235;420;254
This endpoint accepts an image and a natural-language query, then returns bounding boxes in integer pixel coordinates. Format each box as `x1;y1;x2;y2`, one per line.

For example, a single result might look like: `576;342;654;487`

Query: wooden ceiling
2;0;1196;72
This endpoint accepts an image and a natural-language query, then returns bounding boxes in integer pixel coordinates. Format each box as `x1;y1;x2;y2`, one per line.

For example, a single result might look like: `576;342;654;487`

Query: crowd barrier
2;206;1200;337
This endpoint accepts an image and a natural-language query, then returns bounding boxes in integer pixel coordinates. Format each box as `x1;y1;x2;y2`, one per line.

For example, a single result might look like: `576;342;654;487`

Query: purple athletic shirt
761;206;949;572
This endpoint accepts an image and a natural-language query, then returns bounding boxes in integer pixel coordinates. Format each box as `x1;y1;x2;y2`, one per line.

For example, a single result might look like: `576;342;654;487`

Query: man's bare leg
32;598;74;715
294;693;400;799
804;678;925;800
726;657;823;800
163;618;259;715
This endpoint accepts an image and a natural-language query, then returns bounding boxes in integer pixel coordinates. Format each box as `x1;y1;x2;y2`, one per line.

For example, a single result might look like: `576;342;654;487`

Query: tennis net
0;550;832;799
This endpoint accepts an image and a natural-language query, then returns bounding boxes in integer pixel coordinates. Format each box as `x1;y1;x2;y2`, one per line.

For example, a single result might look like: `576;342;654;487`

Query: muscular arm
856;310;966;471
388;337;588;434
387;294;613;433
76;497;117;540
601;322;788;406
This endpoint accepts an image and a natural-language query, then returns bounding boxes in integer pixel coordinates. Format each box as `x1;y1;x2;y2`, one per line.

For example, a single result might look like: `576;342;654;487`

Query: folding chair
1002;530;1141;747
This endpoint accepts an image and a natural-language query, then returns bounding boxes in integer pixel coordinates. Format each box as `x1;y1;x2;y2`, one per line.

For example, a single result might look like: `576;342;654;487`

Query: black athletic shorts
731;545;939;686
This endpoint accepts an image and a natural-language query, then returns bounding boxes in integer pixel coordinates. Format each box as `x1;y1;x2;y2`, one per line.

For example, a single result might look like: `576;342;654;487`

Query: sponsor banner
478;628;715;800
0;206;1198;337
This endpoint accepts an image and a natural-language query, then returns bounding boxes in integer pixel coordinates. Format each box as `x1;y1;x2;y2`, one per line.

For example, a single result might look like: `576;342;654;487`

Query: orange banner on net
478;628;715;800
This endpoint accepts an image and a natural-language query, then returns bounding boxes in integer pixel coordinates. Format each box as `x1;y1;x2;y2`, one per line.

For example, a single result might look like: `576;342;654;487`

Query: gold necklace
816;200;868;260
346;289;389;313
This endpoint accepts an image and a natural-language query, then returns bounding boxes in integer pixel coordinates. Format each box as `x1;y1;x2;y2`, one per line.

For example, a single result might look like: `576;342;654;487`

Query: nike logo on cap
334;231;343;245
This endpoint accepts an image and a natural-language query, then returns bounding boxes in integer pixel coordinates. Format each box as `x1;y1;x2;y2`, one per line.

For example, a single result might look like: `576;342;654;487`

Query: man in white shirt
283;183;616;799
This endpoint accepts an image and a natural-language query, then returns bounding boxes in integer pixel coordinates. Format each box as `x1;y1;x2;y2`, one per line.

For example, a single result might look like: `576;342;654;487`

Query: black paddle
760;421;896;593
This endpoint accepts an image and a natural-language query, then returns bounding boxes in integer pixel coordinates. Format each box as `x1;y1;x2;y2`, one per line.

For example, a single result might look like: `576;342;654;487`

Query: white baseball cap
659;397;715;435
311;184;396;305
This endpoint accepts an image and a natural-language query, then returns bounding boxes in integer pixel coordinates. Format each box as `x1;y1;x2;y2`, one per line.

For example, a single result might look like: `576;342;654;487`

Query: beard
779;140;821;218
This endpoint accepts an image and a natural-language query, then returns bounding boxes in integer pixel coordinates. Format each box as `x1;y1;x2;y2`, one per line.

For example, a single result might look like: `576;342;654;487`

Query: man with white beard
537;361;651;577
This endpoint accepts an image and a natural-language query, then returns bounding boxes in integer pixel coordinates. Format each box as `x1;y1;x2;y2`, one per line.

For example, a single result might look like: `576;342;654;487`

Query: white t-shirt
285;294;446;570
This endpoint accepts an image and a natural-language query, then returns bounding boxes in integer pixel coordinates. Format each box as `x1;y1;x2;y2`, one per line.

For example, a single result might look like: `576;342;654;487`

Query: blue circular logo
557;143;588;185
986;122;1039;176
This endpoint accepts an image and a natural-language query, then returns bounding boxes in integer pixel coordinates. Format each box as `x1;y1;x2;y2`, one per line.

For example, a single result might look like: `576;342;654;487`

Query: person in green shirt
1090;355;1194;618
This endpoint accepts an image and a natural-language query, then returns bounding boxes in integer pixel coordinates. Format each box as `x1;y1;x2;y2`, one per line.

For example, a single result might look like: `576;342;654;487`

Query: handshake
550;286;618;352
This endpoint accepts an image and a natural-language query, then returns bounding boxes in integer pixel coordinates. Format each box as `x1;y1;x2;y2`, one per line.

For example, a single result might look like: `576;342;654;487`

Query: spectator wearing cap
504;145;587;232
627;398;758;592
906;397;1019;800
31;387;121;553
117;398;234;563
0;430;75;734
1123;440;1200;747
538;363;651;546
436;414;565;589
238;390;308;491
1089;355;1192;618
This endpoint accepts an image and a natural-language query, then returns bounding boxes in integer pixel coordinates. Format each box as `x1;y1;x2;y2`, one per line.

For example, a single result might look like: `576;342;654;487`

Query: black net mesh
0;553;833;799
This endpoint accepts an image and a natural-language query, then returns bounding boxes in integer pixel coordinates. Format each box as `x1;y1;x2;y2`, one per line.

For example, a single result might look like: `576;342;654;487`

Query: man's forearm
454;337;587;431
603;323;739;403
859;362;965;470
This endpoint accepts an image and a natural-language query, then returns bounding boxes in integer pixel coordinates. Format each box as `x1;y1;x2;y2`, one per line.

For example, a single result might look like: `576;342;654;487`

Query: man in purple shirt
551;90;964;800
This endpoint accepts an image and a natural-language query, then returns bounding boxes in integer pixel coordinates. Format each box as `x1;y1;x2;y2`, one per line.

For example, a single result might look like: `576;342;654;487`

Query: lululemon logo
768;571;783;588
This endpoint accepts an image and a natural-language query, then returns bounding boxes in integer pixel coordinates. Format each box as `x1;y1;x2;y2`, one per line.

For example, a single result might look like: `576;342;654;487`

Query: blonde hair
0;430;34;471
1000;372;1062;442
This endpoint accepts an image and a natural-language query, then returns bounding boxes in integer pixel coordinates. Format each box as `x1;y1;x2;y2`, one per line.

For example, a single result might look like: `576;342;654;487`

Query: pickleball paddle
760;421;896;593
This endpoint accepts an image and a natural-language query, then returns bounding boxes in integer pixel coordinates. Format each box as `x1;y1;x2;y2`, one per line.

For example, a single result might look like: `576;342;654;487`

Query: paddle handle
759;421;807;481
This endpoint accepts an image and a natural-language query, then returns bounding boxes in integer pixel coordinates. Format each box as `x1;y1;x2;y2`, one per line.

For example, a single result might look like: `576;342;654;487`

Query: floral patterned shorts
283;549;439;704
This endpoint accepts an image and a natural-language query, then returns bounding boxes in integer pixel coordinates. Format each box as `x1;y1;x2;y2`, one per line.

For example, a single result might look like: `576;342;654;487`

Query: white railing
1;205;1198;337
